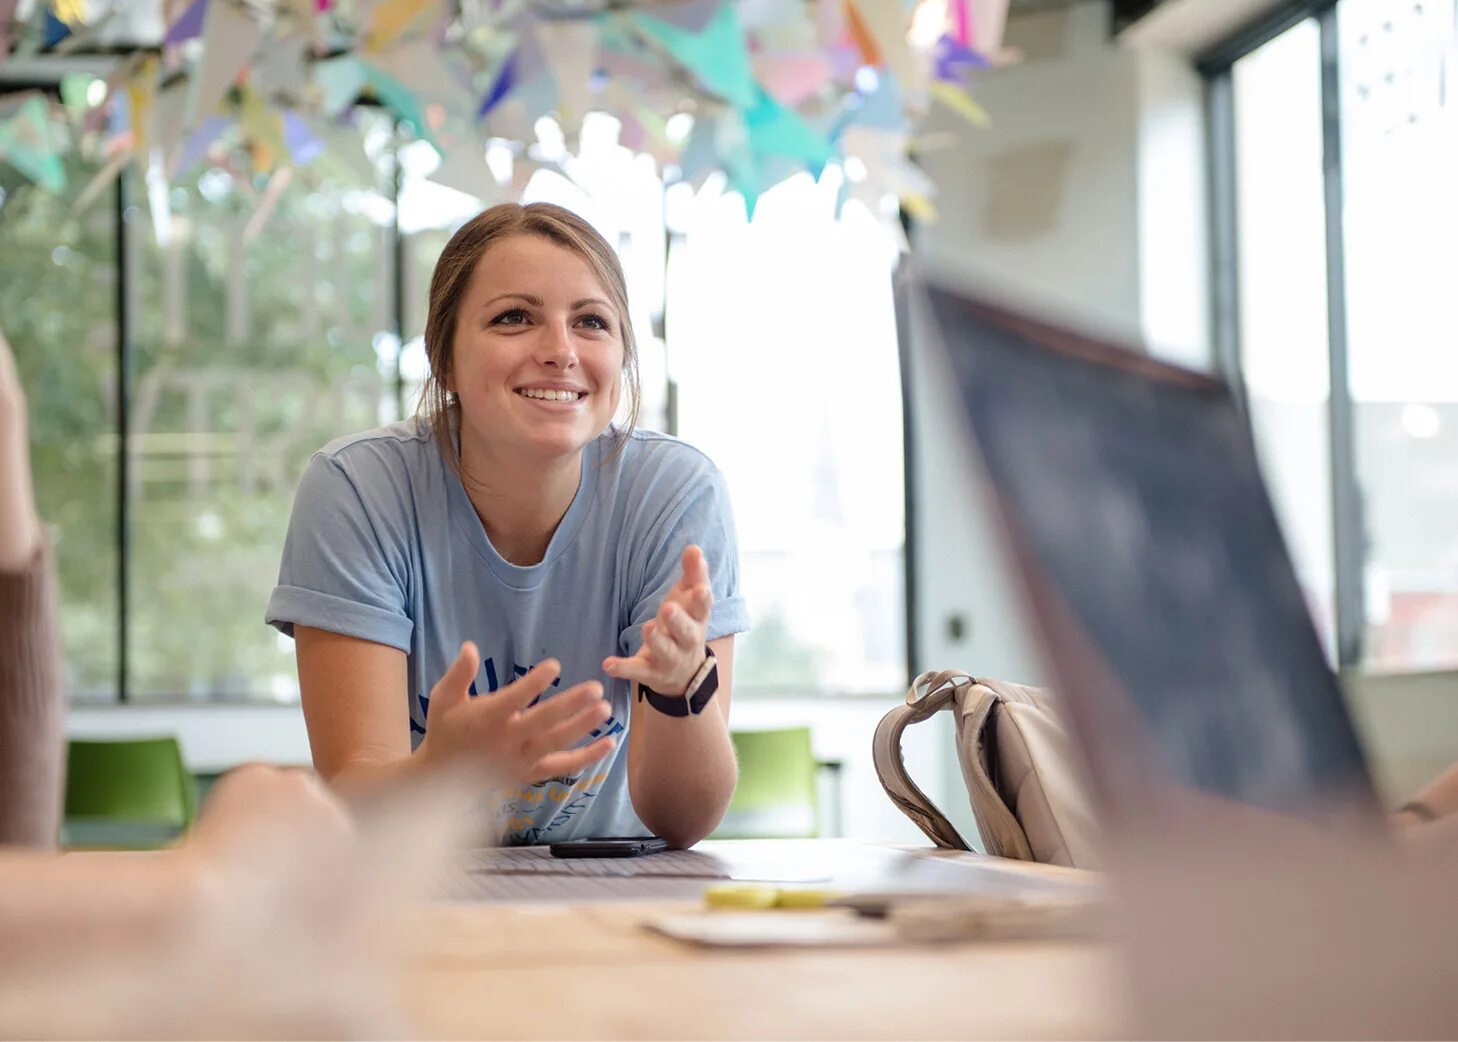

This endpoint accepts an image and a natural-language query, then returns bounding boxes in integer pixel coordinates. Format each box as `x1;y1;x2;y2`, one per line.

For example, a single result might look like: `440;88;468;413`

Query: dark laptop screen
918;279;1373;816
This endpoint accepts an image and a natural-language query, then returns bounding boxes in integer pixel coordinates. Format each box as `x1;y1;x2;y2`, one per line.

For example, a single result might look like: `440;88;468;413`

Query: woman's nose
537;321;578;368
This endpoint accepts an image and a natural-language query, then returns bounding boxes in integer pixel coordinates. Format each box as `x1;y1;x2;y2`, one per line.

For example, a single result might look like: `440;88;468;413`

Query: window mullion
1318;4;1364;668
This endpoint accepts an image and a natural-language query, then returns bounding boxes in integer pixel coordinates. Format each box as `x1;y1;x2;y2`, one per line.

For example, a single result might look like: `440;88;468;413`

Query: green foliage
0;161;120;697
2;154;395;701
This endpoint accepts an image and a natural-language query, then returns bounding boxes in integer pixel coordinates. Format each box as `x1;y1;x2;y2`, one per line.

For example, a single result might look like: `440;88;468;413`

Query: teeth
520;388;583;401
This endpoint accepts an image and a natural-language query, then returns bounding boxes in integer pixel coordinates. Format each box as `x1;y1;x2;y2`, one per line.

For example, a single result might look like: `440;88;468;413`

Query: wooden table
403;855;1123;1040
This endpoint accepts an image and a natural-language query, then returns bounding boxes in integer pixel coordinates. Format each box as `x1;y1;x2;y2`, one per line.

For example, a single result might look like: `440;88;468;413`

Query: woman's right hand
418;641;616;786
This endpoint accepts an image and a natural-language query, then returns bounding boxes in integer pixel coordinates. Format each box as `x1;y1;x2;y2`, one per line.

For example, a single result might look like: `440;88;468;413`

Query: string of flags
0;0;1014;222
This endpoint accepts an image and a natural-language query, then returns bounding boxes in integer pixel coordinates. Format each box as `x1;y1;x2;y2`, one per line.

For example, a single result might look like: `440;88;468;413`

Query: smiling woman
265;202;749;848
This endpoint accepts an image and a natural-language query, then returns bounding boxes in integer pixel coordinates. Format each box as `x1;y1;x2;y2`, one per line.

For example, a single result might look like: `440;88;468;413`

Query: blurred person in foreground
1114;780;1458;1038
0;327;473;1038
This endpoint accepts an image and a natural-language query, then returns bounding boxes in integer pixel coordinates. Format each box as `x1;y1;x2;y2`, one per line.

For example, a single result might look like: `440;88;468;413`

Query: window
1338;0;1458;671
667;172;907;694
126;112;397;701
1208;0;1458;673
400;117;909;697
1229;18;1338;659
0;150;119;702
7;105;908;702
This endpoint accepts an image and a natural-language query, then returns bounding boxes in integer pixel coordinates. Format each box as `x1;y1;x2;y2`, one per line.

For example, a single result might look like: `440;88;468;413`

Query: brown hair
417;202;642;469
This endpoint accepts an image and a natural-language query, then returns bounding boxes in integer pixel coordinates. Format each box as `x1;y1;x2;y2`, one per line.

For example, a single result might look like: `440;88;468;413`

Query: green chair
715;727;843;839
63;737;198;849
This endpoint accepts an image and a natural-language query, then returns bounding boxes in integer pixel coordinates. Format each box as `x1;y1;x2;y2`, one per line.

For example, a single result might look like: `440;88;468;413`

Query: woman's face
449;234;625;465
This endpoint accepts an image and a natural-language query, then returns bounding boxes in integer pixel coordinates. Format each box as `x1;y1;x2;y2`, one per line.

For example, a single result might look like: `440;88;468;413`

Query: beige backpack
873;669;1102;869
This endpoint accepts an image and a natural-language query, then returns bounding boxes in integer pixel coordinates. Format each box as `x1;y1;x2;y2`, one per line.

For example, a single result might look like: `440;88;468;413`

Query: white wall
67;696;944;843
906;0;1214;826
68;703;313;773
906;0;1458;817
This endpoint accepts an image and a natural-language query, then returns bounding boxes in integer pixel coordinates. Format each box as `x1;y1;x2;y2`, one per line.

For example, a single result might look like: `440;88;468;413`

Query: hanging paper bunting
42;10;71;48
170;114;231;176
951;0;969;46
930;81;989;127
314;56;366;117
677;114;720;188
253;33;310;100
1;0;1019;229
933;33;987;83
164;0;208;47
362;62;441;151
370;38;473;121
182;0;265;134
842;1;882;67
0;94;65;192
477;50;519;120
743;86;834;176
125;54;159;159
630;4;757;110
364;0;437;53
841;70;907;133
969;0;1011;56
237;84;287;172
58;72;92;116
427;136;501;199
50;0;87;26
534;20;597;131
849;0;920;96
753;52;832;107
281;111;323;165
648;0;720;32
70;147;129;214
244;166;293;240
152;84;190;171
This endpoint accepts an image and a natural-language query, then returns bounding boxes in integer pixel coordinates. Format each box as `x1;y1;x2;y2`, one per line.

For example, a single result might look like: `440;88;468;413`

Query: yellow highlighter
703;884;843;909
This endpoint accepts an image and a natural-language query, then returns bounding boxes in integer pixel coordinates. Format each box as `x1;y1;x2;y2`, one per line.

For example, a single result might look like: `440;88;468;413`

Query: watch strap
638;647;718;717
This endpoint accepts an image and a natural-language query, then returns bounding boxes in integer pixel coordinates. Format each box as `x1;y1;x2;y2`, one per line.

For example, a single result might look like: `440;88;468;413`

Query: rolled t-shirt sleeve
265;452;414;652
620;464;751;657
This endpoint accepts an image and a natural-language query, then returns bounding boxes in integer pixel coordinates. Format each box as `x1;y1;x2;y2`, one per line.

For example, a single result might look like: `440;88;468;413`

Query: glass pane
1339;0;1458;672
0;156;119;702
670;172;906;695
1232;19;1339;660
127;113;397;701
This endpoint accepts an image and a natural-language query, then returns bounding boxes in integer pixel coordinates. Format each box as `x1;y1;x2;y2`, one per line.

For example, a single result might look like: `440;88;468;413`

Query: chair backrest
64;737;198;847
716;727;819;839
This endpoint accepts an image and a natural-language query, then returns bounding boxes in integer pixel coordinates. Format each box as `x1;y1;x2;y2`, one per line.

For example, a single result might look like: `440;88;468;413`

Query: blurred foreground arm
1394;761;1458;831
0;326;64;848
0;764;425;1038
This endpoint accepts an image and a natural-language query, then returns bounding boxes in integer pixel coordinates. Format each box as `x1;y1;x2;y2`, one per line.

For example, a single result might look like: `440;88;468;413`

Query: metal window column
115;169;132;702
1318;4;1365;667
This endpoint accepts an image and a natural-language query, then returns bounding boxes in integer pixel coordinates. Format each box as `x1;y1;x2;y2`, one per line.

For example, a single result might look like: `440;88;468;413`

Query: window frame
2;84;915;703
1200;0;1371;670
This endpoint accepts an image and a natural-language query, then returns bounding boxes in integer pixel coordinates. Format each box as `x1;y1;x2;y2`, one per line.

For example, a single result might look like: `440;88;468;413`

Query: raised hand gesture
602;545;712;697
419;641;617;786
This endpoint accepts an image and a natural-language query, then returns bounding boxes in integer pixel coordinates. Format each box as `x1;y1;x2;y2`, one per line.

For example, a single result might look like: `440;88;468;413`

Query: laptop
905;270;1379;829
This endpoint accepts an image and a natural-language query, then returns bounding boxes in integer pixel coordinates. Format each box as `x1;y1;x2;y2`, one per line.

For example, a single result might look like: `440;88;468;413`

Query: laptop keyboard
466;846;732;879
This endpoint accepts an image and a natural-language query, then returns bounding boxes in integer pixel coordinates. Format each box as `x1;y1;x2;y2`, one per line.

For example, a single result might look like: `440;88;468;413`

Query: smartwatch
637;646;718;718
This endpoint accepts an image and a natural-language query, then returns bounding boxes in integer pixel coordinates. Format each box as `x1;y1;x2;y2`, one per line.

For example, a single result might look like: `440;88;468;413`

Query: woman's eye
492;308;529;326
577;313;610;332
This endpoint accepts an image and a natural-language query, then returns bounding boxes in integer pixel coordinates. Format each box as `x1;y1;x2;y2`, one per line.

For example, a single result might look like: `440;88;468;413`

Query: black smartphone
548;836;669;858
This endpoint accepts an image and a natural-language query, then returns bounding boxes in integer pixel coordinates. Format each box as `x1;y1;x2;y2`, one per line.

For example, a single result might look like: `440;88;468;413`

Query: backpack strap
872;670;981;850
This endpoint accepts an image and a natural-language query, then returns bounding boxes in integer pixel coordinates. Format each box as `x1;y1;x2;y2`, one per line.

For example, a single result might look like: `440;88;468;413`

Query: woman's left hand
603;545;712;697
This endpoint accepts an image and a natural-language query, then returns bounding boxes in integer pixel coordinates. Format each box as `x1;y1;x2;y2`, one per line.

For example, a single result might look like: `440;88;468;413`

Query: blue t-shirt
265;418;750;844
